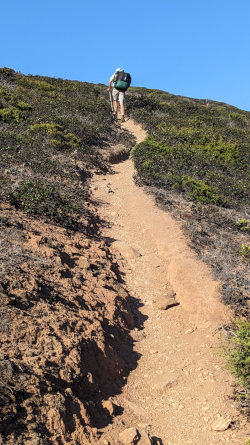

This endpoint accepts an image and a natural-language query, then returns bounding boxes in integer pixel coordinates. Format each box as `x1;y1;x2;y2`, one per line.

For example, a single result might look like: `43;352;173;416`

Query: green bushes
130;115;249;207
225;319;250;391
0;107;22;122
241;244;250;258
198;137;240;166
0;86;32;121
237;220;250;232
131;137;230;205
0;68;133;232
0;67;15;75
181;176;226;205
9;180;81;229
18;77;56;92
17;100;32;110
229;112;247;128
29;123;81;151
128;88;249;209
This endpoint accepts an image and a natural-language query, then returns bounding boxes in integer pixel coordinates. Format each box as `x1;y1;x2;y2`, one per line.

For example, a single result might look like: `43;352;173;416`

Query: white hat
115;68;121;72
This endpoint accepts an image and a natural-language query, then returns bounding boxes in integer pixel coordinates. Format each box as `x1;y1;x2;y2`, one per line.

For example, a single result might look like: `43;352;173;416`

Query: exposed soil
0;205;138;444
0;117;249;445
91;118;249;444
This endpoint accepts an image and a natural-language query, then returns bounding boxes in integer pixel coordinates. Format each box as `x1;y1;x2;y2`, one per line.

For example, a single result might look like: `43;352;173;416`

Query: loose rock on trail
92;119;248;445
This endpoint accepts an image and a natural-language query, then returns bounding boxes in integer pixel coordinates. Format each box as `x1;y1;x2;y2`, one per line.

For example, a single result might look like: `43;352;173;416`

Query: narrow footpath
92;119;248;445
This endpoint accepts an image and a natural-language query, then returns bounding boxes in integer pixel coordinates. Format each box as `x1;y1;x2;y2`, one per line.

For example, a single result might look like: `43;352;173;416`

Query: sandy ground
92;118;249;445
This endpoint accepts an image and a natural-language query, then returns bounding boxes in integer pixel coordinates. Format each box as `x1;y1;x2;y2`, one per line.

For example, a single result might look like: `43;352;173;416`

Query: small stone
155;296;179;310
102;400;115;416
185;327;196;334
124;400;145;416
152;379;177;393
111;241;141;260
211;418;232;431
119;427;140;444
137;430;153;444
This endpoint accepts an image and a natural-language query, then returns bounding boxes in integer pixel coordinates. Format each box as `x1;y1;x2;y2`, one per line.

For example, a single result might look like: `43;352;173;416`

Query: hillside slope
127;87;250;317
0;68;136;444
0;69;249;443
92;118;249;445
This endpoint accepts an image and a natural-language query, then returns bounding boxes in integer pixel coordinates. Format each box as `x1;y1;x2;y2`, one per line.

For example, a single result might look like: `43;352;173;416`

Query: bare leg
120;101;125;117
113;100;118;113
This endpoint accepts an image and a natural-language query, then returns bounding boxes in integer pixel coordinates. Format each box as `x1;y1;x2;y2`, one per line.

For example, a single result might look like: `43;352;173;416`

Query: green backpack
114;71;132;90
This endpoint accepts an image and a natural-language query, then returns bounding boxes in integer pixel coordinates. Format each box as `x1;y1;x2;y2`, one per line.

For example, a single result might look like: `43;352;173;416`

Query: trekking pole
109;90;114;112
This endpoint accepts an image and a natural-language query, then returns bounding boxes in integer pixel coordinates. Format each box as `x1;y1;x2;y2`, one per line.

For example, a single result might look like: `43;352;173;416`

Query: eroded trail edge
92;119;248;445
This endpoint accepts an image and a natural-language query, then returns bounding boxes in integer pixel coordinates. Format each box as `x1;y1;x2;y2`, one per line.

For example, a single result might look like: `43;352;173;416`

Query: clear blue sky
1;0;250;110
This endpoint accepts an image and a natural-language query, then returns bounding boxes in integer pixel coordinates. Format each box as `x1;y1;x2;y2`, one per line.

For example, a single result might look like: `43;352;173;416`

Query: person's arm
108;74;114;91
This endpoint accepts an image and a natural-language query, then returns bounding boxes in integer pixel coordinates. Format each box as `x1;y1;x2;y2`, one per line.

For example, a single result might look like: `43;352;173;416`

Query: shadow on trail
80;294;147;429
75;209;148;429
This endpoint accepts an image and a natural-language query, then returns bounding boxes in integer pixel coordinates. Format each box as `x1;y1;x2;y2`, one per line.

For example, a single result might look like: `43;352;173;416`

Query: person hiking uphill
108;68;131;122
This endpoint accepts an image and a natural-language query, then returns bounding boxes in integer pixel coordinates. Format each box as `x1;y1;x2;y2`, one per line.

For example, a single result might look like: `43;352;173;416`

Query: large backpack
114;71;131;90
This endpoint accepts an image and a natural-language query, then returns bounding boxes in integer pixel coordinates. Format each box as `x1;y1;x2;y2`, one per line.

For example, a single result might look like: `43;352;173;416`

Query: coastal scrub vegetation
127;87;250;317
0;68;249;430
224;319;250;407
127;88;250;404
0;67;132;232
0;68;135;443
127;88;249;208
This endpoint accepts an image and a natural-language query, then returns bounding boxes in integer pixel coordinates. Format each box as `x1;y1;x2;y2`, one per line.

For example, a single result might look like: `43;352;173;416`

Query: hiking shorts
112;88;125;103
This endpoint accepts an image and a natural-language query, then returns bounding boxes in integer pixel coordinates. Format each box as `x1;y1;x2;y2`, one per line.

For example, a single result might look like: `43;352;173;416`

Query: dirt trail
92;119;248;445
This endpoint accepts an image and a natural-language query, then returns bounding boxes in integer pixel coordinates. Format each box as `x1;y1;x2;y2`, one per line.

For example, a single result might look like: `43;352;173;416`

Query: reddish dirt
0;204;136;444
91;119;249;444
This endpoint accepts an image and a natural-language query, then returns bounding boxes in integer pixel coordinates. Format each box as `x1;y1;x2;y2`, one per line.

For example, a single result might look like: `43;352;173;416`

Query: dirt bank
0;204;137;444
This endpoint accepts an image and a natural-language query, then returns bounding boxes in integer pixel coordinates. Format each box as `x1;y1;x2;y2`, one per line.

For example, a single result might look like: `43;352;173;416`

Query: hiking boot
112;111;117;120
121;115;125;122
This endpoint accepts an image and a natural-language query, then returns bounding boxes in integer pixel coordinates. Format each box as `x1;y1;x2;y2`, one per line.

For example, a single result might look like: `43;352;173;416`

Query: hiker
108;68;131;122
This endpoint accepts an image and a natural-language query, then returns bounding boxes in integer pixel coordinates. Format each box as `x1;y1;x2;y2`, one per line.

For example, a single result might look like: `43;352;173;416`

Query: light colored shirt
109;73;115;83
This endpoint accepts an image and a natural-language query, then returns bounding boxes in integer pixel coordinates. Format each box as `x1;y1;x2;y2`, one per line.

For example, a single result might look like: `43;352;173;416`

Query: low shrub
0;68;134;235
17;100;32;110
241;244;250;258
225;319;250;392
131;137;228;205
30;122;81;151
181;175;226;205
237;220;250;232
0;107;22;122
128;89;249;209
229;112;247;128
9;180;81;229
18;77;55;92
